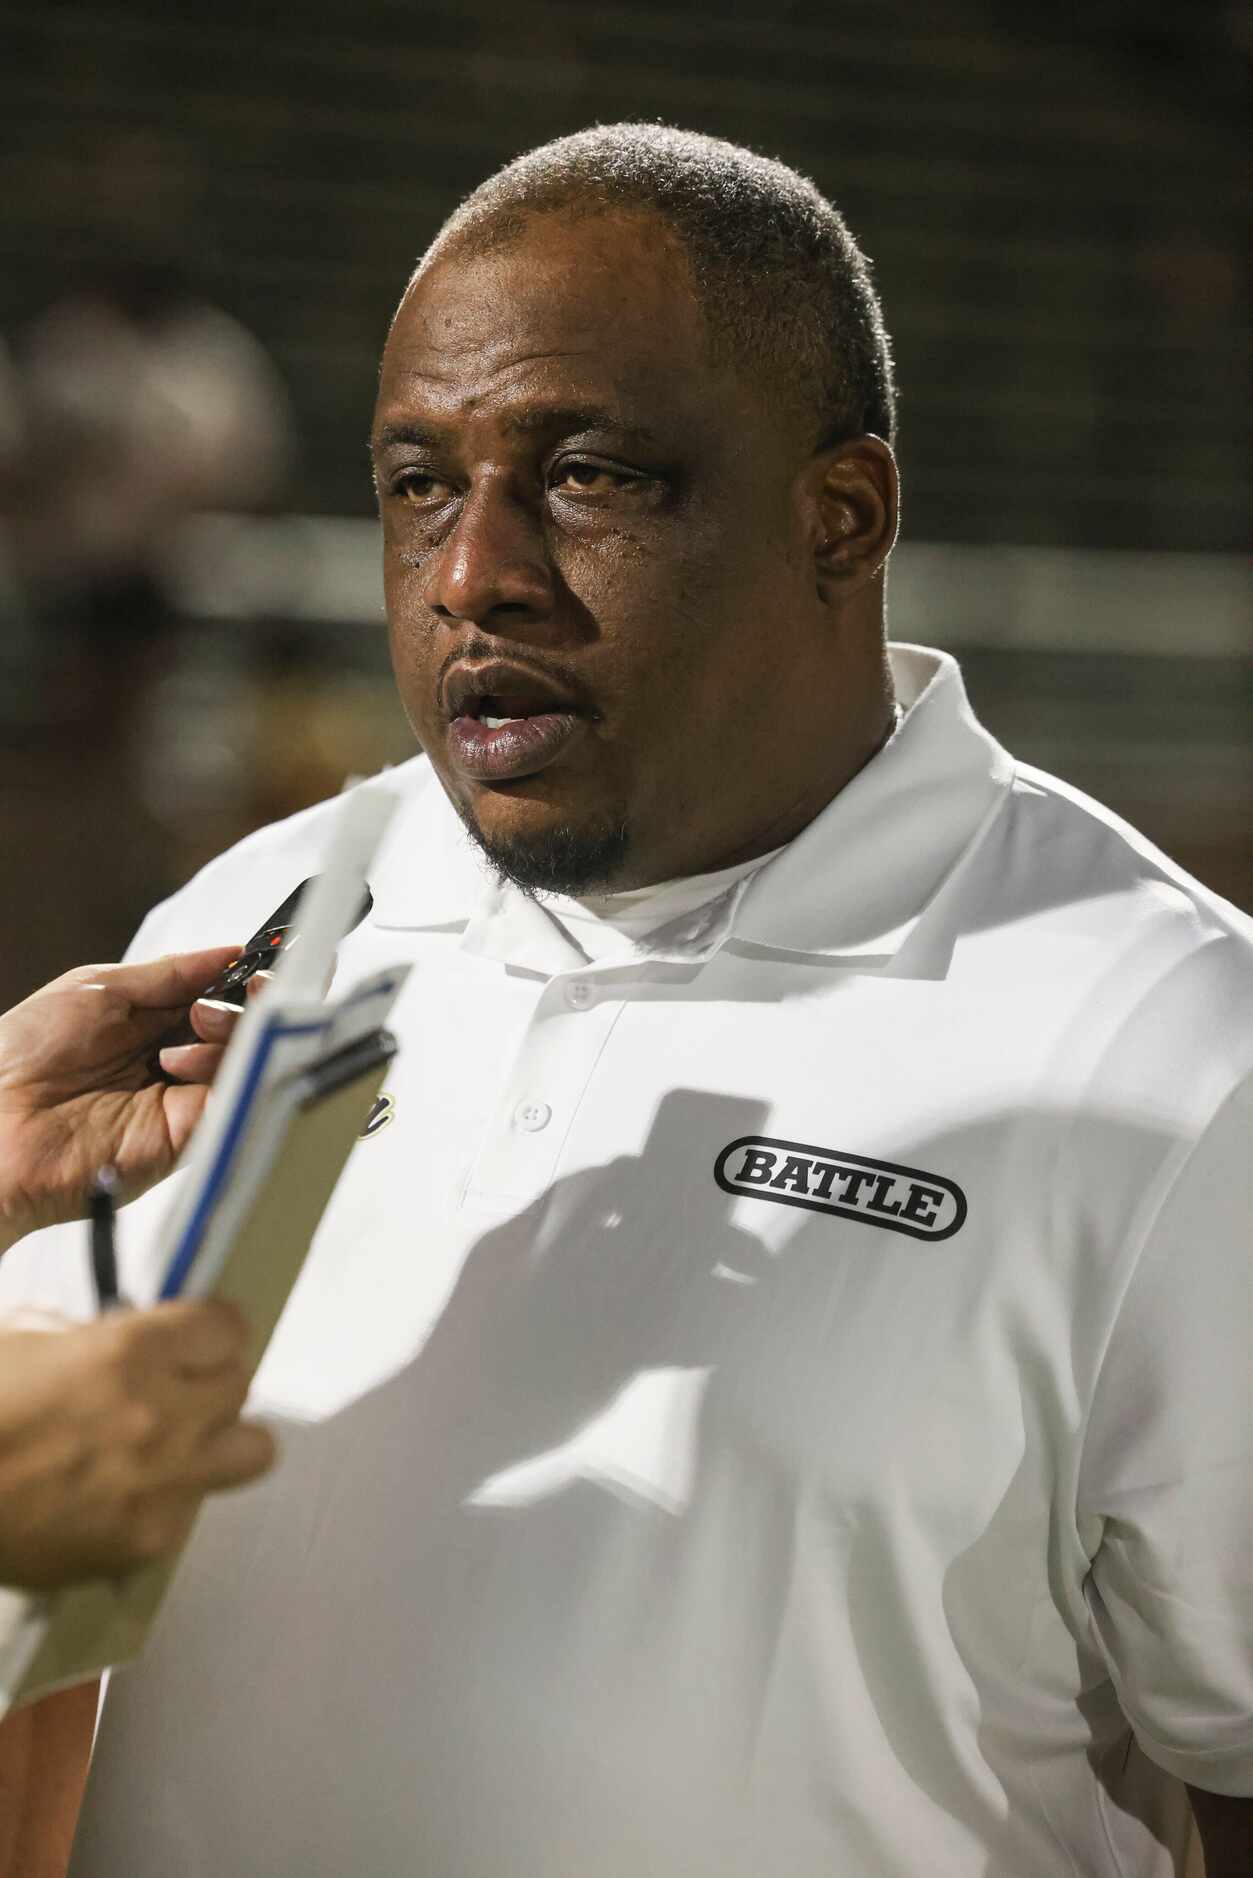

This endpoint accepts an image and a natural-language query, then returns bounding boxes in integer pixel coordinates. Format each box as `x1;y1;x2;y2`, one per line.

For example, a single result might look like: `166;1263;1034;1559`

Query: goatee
458;809;631;898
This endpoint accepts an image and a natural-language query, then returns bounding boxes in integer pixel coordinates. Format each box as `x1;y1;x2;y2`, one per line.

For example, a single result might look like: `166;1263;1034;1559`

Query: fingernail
192;1001;235;1037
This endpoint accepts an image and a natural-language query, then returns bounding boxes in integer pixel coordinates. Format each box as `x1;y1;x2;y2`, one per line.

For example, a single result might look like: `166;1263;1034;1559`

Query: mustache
435;634;590;713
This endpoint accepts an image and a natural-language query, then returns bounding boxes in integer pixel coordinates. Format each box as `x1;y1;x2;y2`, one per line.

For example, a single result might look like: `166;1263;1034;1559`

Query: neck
620;679;898;891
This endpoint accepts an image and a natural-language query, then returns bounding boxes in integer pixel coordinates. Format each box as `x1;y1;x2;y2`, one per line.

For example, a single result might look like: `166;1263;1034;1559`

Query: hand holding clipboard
0;787;408;1712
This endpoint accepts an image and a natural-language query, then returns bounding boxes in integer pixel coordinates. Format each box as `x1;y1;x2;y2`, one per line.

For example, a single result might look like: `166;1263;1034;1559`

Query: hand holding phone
152;882;374;1074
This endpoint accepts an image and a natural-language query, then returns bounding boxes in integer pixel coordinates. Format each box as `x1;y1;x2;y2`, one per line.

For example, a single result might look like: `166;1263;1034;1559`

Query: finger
189;999;241;1043
158;1041;226;1084
128;1362;253;1468
123;1298;250;1375
146;1364;254;1454
159;1080;214;1162
101;946;247;1013
126;1422;277;1559
190;1418;279;1491
245;970;276;1002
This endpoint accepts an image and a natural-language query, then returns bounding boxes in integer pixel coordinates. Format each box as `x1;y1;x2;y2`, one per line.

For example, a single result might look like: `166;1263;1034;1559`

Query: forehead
377;213;718;433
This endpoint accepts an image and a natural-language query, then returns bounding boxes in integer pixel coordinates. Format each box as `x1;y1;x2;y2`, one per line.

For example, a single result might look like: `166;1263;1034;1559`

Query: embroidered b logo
360;1093;395;1139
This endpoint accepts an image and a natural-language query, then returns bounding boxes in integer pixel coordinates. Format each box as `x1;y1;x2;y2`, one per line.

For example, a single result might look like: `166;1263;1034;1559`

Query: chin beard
459;808;632;897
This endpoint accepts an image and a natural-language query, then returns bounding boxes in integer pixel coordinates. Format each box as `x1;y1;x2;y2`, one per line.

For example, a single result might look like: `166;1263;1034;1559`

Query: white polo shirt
4;646;1250;1877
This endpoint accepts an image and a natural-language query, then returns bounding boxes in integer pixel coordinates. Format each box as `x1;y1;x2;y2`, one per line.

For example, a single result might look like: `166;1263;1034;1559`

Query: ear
807;437;899;603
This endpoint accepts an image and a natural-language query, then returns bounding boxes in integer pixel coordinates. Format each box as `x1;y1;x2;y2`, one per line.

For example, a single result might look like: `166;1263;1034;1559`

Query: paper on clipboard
0;785;409;1711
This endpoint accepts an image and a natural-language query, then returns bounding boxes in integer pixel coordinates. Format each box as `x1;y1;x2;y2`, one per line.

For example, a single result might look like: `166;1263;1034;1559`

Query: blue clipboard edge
157;1014;327;1301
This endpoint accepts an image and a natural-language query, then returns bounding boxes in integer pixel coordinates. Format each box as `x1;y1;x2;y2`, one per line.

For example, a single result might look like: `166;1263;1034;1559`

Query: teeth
481;715;521;729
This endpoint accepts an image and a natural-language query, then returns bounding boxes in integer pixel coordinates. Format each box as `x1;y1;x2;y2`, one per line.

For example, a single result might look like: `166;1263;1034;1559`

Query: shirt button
565;980;594;1009
513;1099;552;1133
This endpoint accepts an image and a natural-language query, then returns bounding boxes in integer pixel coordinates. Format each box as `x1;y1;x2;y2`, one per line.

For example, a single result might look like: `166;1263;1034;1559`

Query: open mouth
443;668;586;783
460;692;556;728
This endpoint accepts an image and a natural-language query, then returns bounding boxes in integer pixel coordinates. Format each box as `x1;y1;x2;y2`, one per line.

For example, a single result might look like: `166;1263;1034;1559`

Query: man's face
373;211;835;893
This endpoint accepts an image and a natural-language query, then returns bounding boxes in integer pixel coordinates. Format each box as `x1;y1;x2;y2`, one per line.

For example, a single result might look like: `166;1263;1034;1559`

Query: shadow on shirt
78;1088;1197;1878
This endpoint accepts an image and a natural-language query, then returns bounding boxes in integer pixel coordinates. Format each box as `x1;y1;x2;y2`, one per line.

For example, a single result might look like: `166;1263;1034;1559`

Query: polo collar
365;645;1013;972
730;645;1013;961
367;759;488;931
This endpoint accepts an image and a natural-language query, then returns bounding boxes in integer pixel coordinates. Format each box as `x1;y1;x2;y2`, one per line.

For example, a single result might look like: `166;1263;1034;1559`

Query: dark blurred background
0;0;1248;1009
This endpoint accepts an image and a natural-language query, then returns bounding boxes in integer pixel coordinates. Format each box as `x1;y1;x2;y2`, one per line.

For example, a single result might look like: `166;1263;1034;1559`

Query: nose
422;479;556;633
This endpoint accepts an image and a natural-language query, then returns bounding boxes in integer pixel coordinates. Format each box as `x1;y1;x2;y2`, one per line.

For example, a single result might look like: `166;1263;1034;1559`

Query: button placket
464;978;628;1203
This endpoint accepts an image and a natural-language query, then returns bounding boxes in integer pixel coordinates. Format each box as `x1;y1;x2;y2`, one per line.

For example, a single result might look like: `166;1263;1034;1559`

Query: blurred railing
164;514;1249;655
158;513;1251;905
0;520;1246;1011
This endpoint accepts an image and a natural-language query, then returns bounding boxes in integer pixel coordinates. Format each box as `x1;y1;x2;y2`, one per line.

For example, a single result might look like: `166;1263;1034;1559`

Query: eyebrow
371;405;659;455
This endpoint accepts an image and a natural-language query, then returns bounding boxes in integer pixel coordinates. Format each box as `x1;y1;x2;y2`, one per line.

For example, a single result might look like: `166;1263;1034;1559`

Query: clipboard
0;788;407;1710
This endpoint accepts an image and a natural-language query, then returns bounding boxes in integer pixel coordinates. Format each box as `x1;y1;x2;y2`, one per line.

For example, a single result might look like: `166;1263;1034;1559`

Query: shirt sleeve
1078;1074;1253;1796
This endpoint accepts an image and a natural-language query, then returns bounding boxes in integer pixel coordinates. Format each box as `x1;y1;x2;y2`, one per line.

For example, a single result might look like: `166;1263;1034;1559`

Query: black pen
89;1167;126;1311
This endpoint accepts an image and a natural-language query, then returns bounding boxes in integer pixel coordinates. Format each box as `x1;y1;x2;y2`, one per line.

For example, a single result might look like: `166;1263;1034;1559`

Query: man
3;126;1249;1876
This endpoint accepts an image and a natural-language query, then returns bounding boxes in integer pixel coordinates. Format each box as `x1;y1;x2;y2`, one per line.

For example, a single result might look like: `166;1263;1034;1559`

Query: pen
89;1167;126;1311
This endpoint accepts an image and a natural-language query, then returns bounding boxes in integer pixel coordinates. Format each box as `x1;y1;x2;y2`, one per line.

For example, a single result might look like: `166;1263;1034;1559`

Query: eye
393;469;455;506
550;459;640;497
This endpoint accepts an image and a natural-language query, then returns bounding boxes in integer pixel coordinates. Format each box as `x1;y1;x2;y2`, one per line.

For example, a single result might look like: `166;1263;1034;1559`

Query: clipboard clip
295;1029;398;1108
